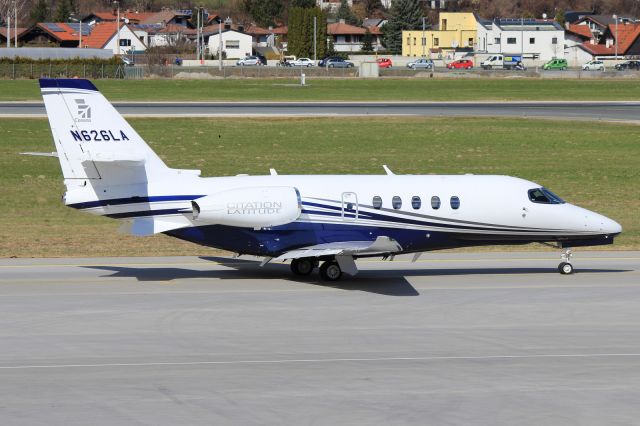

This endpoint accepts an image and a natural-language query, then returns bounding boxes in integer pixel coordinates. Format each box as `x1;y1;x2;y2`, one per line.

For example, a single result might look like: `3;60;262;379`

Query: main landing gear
558;248;574;275
289;257;352;282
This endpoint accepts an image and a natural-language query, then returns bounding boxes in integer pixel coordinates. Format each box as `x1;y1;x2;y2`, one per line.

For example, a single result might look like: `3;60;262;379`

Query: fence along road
2;101;640;121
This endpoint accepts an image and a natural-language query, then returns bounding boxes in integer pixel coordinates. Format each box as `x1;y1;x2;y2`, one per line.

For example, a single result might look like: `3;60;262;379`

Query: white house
83;22;147;53
207;29;252;59
476;18;565;61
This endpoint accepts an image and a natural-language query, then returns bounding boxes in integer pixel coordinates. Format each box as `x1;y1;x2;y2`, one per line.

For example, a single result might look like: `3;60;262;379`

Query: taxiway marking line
1;353;639;370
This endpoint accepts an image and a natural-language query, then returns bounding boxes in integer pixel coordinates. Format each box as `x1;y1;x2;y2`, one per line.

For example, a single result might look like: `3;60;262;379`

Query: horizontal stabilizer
119;216;192;236
274;236;402;261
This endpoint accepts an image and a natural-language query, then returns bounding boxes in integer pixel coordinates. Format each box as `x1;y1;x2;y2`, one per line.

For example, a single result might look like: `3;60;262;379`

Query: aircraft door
341;192;358;221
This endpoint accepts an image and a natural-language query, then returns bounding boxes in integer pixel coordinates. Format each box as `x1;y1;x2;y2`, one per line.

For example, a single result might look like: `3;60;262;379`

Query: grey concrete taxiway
1;251;639;425
3;101;640;121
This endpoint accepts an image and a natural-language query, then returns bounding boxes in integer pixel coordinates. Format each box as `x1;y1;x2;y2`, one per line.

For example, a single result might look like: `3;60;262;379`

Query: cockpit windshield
528;187;565;204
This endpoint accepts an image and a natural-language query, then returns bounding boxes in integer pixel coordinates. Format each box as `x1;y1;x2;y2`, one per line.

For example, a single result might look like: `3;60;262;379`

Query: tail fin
39;78;169;185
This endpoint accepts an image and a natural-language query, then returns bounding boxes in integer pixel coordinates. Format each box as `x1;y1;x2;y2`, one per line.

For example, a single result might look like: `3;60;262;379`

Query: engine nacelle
192;186;301;228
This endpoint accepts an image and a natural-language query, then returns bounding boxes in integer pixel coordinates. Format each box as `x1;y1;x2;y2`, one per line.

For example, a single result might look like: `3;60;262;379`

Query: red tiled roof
157;23;196;35
271;26;288;35
244;24;271;35
566;23;593;39
89;10;157;23
579;41;614;55
140;10;182;25
36;23;81;42
607;23;640;53
328;22;366;35
366;25;382;35
82;22;121;48
0;27;29;38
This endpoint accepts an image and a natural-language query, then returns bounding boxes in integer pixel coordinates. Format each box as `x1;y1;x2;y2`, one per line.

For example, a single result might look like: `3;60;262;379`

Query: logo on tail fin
74;99;91;122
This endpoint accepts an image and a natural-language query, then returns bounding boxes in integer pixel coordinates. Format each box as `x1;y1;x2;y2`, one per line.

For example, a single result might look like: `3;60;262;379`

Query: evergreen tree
30;0;50;23
290;0;316;7
361;28;374;53
242;0;285;28
55;0;73;22
288;7;327;59
336;0;359;25
383;0;422;54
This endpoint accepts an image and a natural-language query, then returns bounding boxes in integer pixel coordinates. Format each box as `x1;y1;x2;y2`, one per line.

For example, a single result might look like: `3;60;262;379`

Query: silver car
407;58;434;69
236;56;262;66
325;58;354;68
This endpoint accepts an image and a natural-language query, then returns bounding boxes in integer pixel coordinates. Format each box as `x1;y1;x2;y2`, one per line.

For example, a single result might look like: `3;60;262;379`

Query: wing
273;236;402;261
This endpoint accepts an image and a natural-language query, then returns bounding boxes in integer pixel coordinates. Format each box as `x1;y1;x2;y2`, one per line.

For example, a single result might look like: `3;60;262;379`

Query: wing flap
274;236;402;261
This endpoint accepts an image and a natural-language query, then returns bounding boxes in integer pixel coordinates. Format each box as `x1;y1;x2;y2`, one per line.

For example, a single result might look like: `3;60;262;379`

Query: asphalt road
1;251;639;425
2;101;640;121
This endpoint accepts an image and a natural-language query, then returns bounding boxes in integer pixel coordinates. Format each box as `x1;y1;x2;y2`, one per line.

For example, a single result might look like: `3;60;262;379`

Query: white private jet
31;78;622;281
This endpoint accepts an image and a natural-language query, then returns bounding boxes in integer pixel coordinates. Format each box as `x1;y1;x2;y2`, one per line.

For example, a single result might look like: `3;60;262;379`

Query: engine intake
192;186;301;228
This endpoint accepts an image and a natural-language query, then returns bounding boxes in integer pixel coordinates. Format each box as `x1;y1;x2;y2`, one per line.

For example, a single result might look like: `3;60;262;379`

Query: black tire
558;262;574;275
329;64;334;68
320;261;342;281
291;258;314;276
348;64;354;68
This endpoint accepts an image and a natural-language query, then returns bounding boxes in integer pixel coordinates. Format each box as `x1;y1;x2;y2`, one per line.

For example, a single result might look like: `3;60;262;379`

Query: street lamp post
422;17;426;57
113;1;120;55
69;16;82;48
613;14;618;59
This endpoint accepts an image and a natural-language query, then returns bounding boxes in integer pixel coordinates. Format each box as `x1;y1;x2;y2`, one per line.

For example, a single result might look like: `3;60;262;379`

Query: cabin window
450;196;460;210
528;188;565;204
411;196;421;209
431;196;441;210
372;196;382;209
392;196;402;210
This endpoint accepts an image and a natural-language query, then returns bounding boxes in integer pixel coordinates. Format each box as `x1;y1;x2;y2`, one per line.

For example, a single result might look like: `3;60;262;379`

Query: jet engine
192;186;302;228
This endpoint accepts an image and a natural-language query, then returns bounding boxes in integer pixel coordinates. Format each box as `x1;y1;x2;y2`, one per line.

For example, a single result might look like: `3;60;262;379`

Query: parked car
582;60;604;71
376;58;393;68
615;60;640;70
406;58;433;69
256;53;267;66
446;59;473;69
542;58;568;70
318;56;343;67
291;57;315;67
236;56;263;66
481;54;523;70
325;58;354;68
121;57;134;67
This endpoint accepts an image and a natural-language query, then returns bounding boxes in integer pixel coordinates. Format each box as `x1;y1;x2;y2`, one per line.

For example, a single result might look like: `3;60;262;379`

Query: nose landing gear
558;248;574;274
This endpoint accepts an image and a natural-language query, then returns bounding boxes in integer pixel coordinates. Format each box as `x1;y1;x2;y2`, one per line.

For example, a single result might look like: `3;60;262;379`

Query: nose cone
593;213;622;235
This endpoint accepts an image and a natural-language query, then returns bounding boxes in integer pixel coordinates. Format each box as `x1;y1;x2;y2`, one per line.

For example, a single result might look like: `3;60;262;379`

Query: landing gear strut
558;248;574;275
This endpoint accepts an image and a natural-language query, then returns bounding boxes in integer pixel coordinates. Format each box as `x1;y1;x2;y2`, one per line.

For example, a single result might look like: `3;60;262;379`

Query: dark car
615;60;640;70
255;53;267;66
318;56;343;67
325;58;354;68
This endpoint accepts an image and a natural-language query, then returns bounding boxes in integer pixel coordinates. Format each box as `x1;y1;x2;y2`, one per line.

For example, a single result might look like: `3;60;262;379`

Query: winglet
382;165;394;175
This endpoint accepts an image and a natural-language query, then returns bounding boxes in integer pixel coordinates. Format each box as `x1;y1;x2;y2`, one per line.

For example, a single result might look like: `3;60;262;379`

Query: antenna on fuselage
382;165;394;175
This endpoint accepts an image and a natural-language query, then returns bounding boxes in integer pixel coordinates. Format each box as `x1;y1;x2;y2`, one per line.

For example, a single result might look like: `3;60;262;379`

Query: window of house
552;37;558;44
434;38;439;47
431;196;441;210
413;37;417;45
119;39;131;46
468;37;474;46
372;196;382;209
529;37;535;44
225;40;240;49
345;35;351;43
507;37;516;44
407;37;410;45
494;37;500;44
392;196;402;210
411;196;421;209
442;19;447;31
